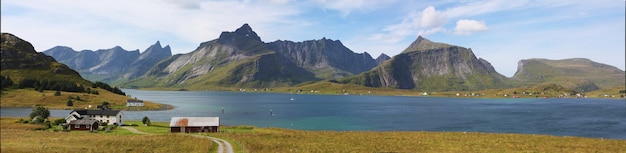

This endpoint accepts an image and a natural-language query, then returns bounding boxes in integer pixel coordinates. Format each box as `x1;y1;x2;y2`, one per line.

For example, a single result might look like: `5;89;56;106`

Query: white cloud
454;19;488;35
420;6;446;28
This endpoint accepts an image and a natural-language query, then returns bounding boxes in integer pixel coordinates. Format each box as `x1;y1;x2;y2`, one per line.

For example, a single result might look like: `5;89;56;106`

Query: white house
66;109;124;126
126;99;144;107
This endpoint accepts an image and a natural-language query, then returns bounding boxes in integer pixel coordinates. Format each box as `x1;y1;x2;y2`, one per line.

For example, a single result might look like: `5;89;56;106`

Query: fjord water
3;89;625;139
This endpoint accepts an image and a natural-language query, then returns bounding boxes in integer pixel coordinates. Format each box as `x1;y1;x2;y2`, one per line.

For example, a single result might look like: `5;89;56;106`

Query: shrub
53;118;66;126
29;106;50;120
54;90;61;96
142;116;151;126
66;99;73;106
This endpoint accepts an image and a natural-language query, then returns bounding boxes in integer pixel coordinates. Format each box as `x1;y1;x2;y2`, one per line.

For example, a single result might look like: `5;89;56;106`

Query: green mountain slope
340;36;510;91
513;58;625;91
1;33;90;85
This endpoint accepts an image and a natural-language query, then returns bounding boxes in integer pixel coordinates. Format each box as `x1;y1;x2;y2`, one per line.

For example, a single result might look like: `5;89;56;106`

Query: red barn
69;119;99;131
170;117;219;133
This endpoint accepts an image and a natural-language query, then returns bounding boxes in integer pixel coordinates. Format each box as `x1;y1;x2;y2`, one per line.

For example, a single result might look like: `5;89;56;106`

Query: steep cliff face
341;36;508;91
513;58;624;91
1;33;87;84
125;41;172;79
268;38;377;79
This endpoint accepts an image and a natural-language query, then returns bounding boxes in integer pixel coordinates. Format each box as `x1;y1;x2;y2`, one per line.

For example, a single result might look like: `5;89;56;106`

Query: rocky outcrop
341;36;509;91
1;33;57;70
268;38;377;79
513;58;624;90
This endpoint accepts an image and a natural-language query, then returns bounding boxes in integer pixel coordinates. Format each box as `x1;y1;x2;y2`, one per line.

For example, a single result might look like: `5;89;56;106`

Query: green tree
142;116;151;126
54;90;61;96
29;106;50;120
66;99;73;106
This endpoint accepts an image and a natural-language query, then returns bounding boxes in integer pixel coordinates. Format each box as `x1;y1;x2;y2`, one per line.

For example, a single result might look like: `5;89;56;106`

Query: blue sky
1;0;624;76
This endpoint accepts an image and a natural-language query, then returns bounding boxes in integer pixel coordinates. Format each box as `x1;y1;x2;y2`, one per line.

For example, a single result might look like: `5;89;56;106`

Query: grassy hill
0;88;170;110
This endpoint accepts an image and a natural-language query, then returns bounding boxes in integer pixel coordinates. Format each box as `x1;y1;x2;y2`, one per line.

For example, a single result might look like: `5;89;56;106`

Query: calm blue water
2;89;625;139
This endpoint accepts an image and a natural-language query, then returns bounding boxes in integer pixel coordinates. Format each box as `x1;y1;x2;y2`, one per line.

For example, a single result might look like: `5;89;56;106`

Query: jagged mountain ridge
340;36;509;91
513;58;625;91
375;53;391;65
43;41;172;82
267;38;378;79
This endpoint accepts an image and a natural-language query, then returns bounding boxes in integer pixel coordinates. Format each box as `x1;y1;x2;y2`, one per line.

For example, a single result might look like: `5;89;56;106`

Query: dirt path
120;126;233;153
188;134;234;153
120;126;150;135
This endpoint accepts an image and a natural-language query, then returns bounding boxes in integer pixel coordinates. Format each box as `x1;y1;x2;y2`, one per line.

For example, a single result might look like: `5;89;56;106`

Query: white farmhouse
126;99;144;107
66;109;124;126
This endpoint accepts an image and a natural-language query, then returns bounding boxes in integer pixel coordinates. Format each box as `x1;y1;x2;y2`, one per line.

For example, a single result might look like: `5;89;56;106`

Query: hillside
1;33;168;110
513;58;625;92
1;33;89;85
340;36;510;91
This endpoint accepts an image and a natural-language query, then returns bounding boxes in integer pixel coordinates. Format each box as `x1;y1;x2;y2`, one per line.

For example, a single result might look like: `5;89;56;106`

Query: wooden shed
170;117;219;133
69;119;99;131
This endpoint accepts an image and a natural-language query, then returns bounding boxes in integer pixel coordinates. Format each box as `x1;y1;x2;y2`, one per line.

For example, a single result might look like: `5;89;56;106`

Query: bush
66;99;73;106
54;90;61;96
53;118;66;126
142;116;151;126
29;106;50;120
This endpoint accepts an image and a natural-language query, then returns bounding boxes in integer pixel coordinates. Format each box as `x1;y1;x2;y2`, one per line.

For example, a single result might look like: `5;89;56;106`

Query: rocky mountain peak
375;53;391;65
402;35;452;53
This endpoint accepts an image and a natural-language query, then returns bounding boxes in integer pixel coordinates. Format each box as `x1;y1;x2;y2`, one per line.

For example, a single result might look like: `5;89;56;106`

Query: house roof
69;119;99;125
72;109;121;116
169;117;220;127
127;99;143;103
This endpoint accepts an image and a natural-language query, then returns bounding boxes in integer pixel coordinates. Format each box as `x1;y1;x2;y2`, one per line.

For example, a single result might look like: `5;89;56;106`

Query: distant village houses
170;117;220;133
126;99;144;107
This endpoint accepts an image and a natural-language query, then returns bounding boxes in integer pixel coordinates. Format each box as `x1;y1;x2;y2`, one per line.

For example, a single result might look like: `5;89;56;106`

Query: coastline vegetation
0;88;171;110
2;118;624;152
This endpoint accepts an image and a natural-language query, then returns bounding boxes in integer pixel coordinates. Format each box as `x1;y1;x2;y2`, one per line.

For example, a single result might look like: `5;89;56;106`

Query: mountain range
39;24;624;92
43;41;172;83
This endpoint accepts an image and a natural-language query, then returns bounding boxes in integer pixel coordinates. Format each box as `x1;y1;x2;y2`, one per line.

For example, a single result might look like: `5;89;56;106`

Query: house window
87;125;90;128
100;115;103;118
74;124;79;128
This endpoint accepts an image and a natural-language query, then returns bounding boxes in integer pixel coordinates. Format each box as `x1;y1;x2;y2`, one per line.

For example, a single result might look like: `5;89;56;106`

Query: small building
170;117;219;133
126;99;144;107
69;119;99;131
66;109;124;126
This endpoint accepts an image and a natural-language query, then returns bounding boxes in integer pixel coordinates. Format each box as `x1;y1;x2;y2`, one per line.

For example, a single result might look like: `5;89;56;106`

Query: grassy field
3;118;625;152
0;88;171;110
0;118;214;153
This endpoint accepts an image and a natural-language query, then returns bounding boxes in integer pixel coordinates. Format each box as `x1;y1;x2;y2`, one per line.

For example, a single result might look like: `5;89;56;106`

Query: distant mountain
513;58;625;91
340;36;509;91
375;53;391;65
1;33;89;84
43;41;172;83
268;38;377;79
128;24;316;89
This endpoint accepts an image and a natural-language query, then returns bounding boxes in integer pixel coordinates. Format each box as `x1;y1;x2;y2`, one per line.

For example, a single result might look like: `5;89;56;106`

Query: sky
1;0;624;77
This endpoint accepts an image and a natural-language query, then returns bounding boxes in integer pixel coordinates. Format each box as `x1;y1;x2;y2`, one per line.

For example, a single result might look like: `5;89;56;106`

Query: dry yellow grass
0;89;171;110
0;118;213;153
211;127;626;153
